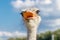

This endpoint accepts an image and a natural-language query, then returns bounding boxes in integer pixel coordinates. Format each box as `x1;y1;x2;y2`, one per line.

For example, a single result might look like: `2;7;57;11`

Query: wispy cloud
56;0;60;10
0;31;26;37
53;19;60;26
45;18;60;27
11;0;36;10
40;0;52;5
40;7;53;12
38;18;60;33
11;0;52;8
44;18;60;31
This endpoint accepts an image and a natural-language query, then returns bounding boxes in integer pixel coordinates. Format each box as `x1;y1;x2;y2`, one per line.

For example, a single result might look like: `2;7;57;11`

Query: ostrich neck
27;26;37;40
24;16;41;40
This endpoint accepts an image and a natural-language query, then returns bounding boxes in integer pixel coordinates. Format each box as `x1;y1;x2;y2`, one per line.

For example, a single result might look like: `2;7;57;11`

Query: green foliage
53;29;60;40
8;29;60;40
8;37;26;40
37;31;52;40
8;38;15;40
15;37;26;40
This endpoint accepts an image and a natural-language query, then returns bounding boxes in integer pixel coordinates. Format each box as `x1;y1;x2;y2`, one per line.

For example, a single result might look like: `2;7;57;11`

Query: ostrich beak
20;9;40;20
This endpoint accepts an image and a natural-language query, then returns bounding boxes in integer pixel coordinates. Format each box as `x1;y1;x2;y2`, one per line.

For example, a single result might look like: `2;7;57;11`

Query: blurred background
0;0;60;40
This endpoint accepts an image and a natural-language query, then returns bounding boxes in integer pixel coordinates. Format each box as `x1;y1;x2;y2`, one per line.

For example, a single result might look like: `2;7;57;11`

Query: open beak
21;11;37;20
20;10;40;20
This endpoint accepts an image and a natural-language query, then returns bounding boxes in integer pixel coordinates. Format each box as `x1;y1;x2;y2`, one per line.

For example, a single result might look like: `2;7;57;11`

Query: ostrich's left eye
20;11;26;17
20;11;24;16
36;10;40;14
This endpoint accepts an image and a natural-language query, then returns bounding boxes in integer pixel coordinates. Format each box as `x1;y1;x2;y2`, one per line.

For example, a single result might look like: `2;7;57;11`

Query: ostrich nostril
36;10;40;14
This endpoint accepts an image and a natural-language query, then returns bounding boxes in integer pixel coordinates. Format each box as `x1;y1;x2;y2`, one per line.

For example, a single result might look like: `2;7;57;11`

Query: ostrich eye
20;11;23;16
20;11;26;17
36;10;40;14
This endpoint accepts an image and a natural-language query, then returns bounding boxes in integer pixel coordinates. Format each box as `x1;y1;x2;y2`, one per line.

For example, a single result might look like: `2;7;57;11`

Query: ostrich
21;8;41;40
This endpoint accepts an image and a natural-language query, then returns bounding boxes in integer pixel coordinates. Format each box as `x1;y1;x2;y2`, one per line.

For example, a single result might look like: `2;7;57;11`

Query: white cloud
12;31;26;37
38;18;60;32
0;31;26;37
54;19;60;26
38;19;60;33
44;18;60;31
0;32;3;36
11;0;36;10
40;0;52;5
3;32;12;37
56;0;60;10
40;8;53;12
40;7;53;16
46;19;60;27
11;0;52;9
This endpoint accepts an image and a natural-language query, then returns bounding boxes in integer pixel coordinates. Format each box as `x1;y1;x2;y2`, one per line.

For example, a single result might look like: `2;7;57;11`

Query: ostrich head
20;8;41;29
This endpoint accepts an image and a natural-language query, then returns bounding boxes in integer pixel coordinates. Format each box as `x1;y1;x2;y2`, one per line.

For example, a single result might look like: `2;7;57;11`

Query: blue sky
0;0;60;40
